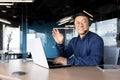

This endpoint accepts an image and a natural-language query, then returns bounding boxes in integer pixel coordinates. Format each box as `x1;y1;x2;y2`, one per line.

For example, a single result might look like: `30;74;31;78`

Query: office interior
0;0;120;64
0;0;120;80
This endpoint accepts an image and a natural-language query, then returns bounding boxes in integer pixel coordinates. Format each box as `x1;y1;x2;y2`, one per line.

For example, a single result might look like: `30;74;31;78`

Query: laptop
27;38;71;69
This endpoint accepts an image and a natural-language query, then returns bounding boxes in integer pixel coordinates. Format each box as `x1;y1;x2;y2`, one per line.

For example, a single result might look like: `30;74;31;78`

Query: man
52;13;104;66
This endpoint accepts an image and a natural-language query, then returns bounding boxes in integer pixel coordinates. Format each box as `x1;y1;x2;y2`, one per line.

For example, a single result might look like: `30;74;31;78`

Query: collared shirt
56;31;104;66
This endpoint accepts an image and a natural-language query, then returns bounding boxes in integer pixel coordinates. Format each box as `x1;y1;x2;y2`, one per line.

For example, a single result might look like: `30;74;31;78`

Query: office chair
104;46;120;64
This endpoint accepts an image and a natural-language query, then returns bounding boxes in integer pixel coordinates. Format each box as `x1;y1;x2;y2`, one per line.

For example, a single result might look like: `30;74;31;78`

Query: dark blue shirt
56;31;104;66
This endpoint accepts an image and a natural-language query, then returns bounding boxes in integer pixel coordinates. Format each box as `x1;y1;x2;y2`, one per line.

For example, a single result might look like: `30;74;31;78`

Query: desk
0;59;120;80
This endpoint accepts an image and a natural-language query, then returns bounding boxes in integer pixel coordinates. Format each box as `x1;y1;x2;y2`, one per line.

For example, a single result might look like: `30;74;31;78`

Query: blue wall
27;21;58;58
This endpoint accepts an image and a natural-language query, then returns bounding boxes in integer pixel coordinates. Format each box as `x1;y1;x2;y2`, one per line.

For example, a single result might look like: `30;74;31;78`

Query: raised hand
52;28;64;44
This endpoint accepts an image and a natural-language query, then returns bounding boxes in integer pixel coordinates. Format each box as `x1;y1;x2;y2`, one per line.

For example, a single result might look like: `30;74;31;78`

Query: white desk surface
0;59;120;80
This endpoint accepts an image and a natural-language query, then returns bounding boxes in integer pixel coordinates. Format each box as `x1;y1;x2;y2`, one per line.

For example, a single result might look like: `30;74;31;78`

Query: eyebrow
75;19;88;22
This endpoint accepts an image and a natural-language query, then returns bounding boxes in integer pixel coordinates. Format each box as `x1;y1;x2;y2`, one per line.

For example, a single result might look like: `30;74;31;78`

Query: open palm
52;28;64;44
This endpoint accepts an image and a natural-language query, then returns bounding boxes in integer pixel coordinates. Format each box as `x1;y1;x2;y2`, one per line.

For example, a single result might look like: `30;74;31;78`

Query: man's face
74;16;89;35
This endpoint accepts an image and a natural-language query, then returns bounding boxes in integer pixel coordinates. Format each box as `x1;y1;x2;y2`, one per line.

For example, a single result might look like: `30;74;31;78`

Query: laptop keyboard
47;59;71;69
47;60;62;66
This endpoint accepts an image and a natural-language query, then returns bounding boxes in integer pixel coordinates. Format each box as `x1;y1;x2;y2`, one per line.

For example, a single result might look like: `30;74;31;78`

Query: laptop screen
27;38;49;68
27;38;71;69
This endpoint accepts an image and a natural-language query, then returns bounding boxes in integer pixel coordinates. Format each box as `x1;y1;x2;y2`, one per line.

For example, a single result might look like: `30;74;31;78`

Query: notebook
27;38;71;69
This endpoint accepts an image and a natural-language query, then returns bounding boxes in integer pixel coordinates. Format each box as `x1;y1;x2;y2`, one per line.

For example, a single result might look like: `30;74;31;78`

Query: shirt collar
78;31;91;40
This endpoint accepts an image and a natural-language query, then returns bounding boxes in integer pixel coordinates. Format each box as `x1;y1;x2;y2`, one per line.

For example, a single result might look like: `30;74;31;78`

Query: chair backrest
104;46;119;64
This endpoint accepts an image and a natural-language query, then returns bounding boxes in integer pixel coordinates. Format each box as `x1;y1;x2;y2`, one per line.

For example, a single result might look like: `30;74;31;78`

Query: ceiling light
0;0;34;3
0;2;14;5
57;16;73;25
54;27;74;30
0;18;11;24
58;20;69;25
13;16;17;18
83;10;93;17
90;18;93;21
58;16;72;22
1;10;7;13
6;5;12;8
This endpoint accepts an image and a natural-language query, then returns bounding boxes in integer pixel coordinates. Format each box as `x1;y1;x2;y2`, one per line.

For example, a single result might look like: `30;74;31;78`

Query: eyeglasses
75;19;89;26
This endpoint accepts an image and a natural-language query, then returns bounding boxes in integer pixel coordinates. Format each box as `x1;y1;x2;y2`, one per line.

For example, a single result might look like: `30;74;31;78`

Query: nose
77;22;84;28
